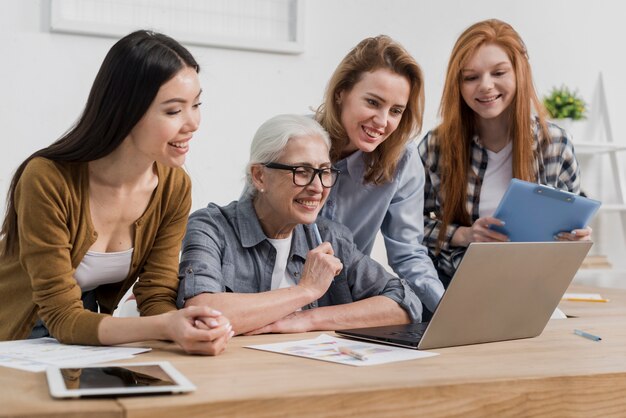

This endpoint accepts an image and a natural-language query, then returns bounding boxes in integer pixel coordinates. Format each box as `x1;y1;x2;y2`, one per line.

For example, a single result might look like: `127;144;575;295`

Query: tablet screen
47;361;196;398
61;365;175;389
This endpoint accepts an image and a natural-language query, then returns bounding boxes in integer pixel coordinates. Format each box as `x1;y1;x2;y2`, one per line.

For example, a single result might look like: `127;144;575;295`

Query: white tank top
74;248;134;292
479;141;513;218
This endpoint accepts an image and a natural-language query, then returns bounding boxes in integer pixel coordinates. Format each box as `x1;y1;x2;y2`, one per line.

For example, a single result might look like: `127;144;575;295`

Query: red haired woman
419;19;590;286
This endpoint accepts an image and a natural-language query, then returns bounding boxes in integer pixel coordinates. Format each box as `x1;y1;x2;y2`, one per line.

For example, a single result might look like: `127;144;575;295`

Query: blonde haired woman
316;35;443;316
419;19;590;286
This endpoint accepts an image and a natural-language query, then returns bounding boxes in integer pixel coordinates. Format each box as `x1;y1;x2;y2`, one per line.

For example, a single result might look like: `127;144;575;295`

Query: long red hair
435;19;550;247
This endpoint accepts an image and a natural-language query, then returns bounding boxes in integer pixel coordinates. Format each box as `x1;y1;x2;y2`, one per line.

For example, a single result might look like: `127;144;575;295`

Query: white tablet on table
46;361;196;398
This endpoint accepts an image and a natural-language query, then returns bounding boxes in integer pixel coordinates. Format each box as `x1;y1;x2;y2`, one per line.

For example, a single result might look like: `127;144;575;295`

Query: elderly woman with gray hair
177;114;422;335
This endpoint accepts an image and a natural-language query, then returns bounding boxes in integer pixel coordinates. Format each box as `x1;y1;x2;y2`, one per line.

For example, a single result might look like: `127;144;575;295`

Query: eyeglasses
263;162;340;188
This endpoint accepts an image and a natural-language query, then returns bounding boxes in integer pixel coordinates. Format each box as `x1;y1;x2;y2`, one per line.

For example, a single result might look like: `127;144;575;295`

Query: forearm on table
306;296;410;331
185;287;317;335
98;315;168;345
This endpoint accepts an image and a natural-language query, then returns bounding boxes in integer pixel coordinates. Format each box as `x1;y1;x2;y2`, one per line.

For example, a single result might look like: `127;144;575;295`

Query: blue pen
574;329;602;341
311;223;323;247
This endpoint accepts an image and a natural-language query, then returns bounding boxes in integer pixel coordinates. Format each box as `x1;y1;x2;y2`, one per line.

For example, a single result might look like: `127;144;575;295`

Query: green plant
542;85;587;120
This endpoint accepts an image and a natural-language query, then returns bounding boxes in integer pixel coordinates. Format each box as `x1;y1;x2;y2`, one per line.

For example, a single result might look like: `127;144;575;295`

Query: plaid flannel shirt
417;120;581;278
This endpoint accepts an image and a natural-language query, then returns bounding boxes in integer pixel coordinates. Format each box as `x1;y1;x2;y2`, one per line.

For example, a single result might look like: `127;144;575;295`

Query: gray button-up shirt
177;196;422;323
319;141;443;312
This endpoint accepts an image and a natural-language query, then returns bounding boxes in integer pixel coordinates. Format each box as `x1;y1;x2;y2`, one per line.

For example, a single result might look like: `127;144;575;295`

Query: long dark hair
1;30;199;258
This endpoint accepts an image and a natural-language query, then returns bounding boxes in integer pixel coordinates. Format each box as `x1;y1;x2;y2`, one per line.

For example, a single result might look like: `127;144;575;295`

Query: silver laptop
337;241;592;350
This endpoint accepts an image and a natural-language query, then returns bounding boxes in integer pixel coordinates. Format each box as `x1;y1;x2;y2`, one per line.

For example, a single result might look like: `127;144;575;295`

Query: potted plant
542;85;588;140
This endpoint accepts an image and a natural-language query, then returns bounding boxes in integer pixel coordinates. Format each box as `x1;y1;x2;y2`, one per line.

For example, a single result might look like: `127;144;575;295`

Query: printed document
246;333;438;366
0;338;150;372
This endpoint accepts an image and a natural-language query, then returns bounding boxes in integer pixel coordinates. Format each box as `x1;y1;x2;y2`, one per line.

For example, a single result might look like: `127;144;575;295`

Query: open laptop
337;241;592;350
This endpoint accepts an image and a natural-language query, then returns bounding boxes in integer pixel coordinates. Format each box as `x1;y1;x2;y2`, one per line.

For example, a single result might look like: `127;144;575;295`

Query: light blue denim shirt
177;196;422;323
319;141;444;312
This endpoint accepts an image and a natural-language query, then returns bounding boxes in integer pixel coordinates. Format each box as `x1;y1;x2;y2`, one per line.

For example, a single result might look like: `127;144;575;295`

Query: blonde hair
435;19;550;247
316;35;424;184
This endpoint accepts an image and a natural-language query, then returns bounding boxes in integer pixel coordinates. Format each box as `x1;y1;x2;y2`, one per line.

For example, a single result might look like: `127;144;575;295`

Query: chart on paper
246;333;438;366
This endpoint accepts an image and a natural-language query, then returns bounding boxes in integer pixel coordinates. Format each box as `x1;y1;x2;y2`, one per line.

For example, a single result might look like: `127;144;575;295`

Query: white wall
2;0;625;277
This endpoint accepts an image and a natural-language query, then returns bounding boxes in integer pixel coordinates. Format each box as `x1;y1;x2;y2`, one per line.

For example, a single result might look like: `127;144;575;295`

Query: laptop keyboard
388;330;424;338
387;322;428;339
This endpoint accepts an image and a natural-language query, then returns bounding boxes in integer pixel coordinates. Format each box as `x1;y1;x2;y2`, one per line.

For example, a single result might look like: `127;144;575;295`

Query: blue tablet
491;179;601;242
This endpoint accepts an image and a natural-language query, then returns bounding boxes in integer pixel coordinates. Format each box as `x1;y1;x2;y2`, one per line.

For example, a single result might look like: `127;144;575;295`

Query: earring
260;189;265;193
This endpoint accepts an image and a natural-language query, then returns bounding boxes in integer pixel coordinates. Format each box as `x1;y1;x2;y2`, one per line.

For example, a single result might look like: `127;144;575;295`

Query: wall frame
50;0;305;54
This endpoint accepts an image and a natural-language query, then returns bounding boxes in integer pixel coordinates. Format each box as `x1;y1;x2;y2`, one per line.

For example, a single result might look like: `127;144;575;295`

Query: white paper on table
0;338;151;372
562;293;605;300
550;307;567;319
245;333;438;366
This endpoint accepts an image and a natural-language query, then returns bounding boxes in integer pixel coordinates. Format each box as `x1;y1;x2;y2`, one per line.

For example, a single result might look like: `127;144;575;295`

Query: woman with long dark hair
0;30;231;355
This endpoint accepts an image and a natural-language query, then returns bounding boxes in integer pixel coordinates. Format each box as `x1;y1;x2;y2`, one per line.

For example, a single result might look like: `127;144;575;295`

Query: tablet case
491;179;601;242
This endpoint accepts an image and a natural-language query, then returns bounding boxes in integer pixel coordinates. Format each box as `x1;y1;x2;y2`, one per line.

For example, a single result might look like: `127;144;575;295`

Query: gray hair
242;114;331;198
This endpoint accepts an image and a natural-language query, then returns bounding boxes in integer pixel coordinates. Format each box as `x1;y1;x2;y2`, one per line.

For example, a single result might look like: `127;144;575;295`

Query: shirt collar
530;118;540;152
235;195;269;248
291;224;313;261
471;133;483;148
336;150;365;181
235;195;315;260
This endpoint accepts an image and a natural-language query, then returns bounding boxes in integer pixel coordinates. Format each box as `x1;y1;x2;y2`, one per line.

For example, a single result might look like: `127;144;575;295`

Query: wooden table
3;285;626;418
560;284;626;317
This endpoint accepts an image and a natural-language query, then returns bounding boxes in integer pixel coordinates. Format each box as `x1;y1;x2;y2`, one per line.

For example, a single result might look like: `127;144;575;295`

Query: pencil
561;297;609;303
312;223;323;247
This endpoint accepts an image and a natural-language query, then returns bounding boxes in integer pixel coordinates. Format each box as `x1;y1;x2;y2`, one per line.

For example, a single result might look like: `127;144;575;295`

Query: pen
562;297;609;303
574;329;602;341
312;223;323;247
338;346;368;361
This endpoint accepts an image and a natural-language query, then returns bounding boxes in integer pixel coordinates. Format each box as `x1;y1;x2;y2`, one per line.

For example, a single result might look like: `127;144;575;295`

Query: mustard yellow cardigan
0;157;191;344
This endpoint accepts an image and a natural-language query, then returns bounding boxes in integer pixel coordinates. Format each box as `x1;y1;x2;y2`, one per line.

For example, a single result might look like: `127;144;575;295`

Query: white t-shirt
267;235;296;290
479;141;513;218
74;248;134;292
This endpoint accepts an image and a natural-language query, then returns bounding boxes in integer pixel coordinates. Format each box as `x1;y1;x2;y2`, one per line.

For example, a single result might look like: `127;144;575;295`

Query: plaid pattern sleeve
418;132;461;253
535;121;581;193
